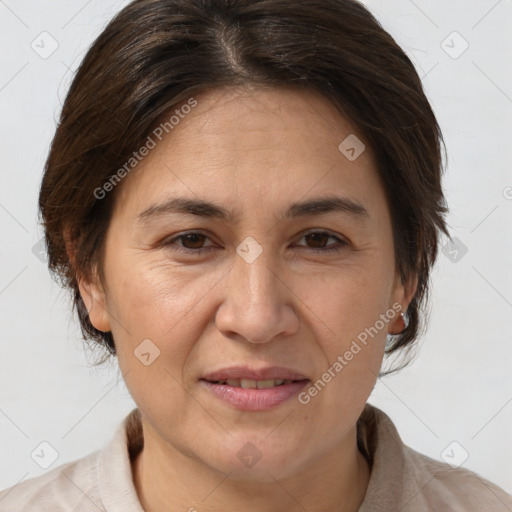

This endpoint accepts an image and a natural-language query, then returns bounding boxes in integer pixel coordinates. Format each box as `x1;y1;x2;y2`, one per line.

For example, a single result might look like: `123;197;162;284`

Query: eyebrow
136;195;370;224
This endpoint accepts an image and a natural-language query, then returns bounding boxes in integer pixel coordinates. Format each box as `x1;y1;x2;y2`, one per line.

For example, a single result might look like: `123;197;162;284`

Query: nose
214;247;299;344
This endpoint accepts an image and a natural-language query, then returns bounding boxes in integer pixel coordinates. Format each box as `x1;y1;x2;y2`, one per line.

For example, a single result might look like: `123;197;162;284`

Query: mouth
201;365;309;383
199;366;311;411
201;378;309;389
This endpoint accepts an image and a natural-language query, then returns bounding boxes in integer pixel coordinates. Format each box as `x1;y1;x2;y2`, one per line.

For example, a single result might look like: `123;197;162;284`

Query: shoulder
403;444;512;511
0;450;101;512
358;403;512;512
0;408;142;512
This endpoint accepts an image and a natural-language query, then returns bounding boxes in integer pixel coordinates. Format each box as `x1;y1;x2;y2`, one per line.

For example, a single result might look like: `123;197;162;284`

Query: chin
203;434;308;482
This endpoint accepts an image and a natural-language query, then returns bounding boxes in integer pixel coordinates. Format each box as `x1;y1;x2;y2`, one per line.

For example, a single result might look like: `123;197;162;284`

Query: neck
132;421;371;512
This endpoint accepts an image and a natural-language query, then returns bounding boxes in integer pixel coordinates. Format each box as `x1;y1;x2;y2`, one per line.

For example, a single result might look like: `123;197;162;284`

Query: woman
1;0;510;510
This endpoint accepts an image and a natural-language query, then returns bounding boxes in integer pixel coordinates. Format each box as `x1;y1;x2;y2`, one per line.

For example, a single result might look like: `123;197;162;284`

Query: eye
293;230;348;253
161;231;217;253
161;230;348;255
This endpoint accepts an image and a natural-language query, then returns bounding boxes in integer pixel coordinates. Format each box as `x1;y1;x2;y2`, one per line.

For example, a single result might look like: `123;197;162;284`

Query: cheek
294;258;393;342
106;258;219;367
111;260;192;328
106;263;208;416
291;260;391;403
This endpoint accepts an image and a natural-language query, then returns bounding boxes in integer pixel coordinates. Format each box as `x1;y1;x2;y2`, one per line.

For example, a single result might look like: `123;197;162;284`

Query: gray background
1;0;511;494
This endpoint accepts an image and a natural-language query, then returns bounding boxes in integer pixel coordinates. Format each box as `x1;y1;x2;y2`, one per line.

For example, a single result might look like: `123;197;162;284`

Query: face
80;86;416;481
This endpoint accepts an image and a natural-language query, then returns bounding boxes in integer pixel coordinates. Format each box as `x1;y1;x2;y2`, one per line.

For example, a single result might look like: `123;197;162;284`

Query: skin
77;85;417;512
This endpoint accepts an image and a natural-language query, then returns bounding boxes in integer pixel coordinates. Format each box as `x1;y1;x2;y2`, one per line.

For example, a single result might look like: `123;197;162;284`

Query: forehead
111;85;387;226
177;85;363;155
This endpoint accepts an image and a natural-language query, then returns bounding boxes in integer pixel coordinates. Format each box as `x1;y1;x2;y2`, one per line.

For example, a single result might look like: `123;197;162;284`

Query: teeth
256;379;278;389
241;379;258;389
215;378;291;388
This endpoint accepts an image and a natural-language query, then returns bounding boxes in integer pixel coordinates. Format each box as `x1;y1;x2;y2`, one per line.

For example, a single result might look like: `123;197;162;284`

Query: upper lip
201;366;309;382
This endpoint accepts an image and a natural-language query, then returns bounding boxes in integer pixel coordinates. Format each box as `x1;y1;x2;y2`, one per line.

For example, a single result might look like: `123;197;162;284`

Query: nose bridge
234;241;280;314
215;239;297;343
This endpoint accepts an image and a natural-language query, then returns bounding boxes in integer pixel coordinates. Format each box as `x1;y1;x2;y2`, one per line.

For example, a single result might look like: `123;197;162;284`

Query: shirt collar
97;408;145;512
357;403;435;511
95;403;428;512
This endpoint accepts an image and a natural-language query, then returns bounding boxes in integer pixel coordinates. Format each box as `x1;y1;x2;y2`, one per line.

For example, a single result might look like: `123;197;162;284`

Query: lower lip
200;379;310;411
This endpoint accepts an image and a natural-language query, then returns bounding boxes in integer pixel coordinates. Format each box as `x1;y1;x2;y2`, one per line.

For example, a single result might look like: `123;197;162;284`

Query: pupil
184;233;204;248
307;232;328;248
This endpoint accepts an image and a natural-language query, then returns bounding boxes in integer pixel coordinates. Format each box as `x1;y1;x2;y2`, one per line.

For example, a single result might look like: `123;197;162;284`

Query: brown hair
39;0;450;373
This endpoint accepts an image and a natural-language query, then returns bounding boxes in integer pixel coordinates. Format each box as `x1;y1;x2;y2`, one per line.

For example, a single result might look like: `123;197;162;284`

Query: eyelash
161;230;348;255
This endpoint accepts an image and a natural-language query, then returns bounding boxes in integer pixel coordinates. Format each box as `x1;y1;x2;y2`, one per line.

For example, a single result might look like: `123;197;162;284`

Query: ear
388;271;418;335
77;274;111;333
65;233;111;333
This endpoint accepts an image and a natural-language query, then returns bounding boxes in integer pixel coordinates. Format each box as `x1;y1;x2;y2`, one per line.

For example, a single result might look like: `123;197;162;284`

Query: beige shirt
1;403;510;511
